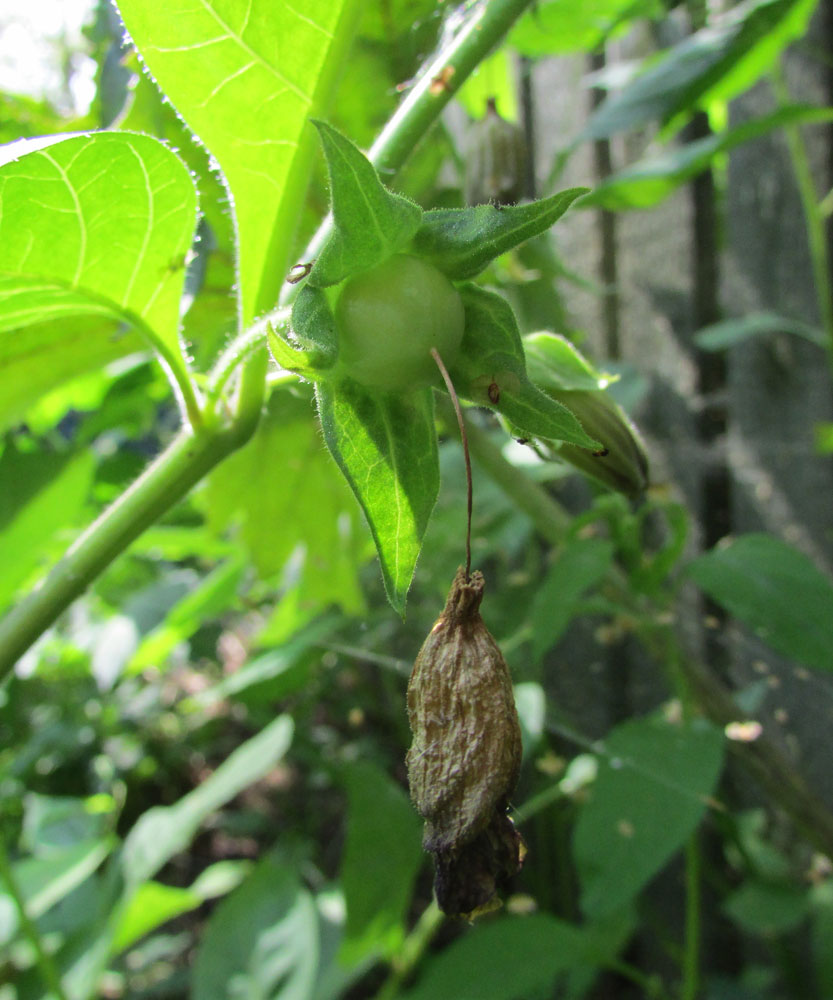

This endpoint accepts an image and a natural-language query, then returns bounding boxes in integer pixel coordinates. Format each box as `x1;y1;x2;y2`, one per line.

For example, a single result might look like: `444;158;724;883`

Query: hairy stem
0;424;246;677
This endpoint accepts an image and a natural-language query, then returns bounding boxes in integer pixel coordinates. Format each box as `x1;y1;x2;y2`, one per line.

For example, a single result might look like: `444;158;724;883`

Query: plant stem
374;901;446;1000
681;835;702;1000
0;423;246;678
288;0;538;300
773;65;833;375
431;349;472;578
0;837;70;1000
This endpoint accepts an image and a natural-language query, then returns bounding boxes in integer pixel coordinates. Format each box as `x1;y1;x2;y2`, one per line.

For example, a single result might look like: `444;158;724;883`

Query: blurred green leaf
121;715;293;887
584;104;833;210
339;761;423;964
514;682;546;760
316;379;439;615
0;132;197;401
0;447;96;613
397;913;605;1000
686;534;833;671
723;880;809;935
192;854;318;1000
127;556;247;673
584;0;818;139
117;0;362;321
0;840;114;945
204;391;366;616
523;332;606;393
693;309;826;350
112;861;250;952
574;712;724;917
532;538;615;661
510;0;659;56
456;47;519;122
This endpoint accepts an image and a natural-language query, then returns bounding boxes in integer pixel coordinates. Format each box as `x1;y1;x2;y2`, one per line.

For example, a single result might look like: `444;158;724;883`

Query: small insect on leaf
287;261;315;284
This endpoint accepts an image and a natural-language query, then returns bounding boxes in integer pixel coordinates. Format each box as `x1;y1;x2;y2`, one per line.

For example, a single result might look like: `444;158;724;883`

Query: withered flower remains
406;567;524;917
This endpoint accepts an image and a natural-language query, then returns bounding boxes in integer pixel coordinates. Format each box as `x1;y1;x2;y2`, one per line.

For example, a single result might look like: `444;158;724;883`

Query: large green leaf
693;310;826;350
686;534;833;672
121;715;294;887
574;712;724;917
116;0;361;322
192;855;318;1000
339;761;423;964
0;132;197;406
316;380;439;614
583;0;818;139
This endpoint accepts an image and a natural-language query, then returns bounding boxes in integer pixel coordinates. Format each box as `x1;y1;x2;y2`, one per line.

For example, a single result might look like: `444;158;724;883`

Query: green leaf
192;855;318;1000
121;715;293;887
316;379;439;614
290;284;339;365
0;446;96;613
203;391;366;615
184;615;341;711
0;840;114;945
117;0;361;322
411;189;587;280
513;682;547;760
456;47;519;122
509;0;659;56
686;534;833;671
398;913;604;1000
339;761;423;965
584;0;818;139
127;556;247;673
584;104;833;210
523;332;607;392
309;121;423;288
574;712;724;917
723;880;810;935
0;132;197;402
451;286;599;449
112;861;250;953
532;538;615;661
693;310;826;350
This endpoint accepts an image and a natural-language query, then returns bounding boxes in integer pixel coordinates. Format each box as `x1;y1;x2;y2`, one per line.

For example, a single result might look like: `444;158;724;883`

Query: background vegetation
2;0;833;997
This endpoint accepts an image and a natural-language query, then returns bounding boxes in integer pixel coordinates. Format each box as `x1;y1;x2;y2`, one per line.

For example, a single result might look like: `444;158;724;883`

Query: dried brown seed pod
406;567;524;917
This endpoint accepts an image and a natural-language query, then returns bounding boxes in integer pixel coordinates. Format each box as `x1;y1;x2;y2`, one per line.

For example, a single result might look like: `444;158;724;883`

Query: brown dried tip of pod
406;567;525;918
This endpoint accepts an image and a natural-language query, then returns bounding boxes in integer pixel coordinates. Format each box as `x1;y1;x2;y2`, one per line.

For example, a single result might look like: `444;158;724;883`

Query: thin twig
431;348;472;578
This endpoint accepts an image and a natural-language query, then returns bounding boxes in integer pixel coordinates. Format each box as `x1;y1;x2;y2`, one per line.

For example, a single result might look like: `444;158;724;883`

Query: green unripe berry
335;254;465;392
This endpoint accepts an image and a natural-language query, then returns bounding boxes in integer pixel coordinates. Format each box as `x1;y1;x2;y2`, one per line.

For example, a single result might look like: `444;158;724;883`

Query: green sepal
409;187;589;280
309;121;423;288
267;325;320;379
316;378;439;615
291;284;338;366
449;285;600;449
522;332;649;497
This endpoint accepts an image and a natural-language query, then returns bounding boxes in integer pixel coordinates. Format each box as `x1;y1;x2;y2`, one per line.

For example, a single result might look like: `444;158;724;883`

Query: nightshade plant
269;120;601;610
